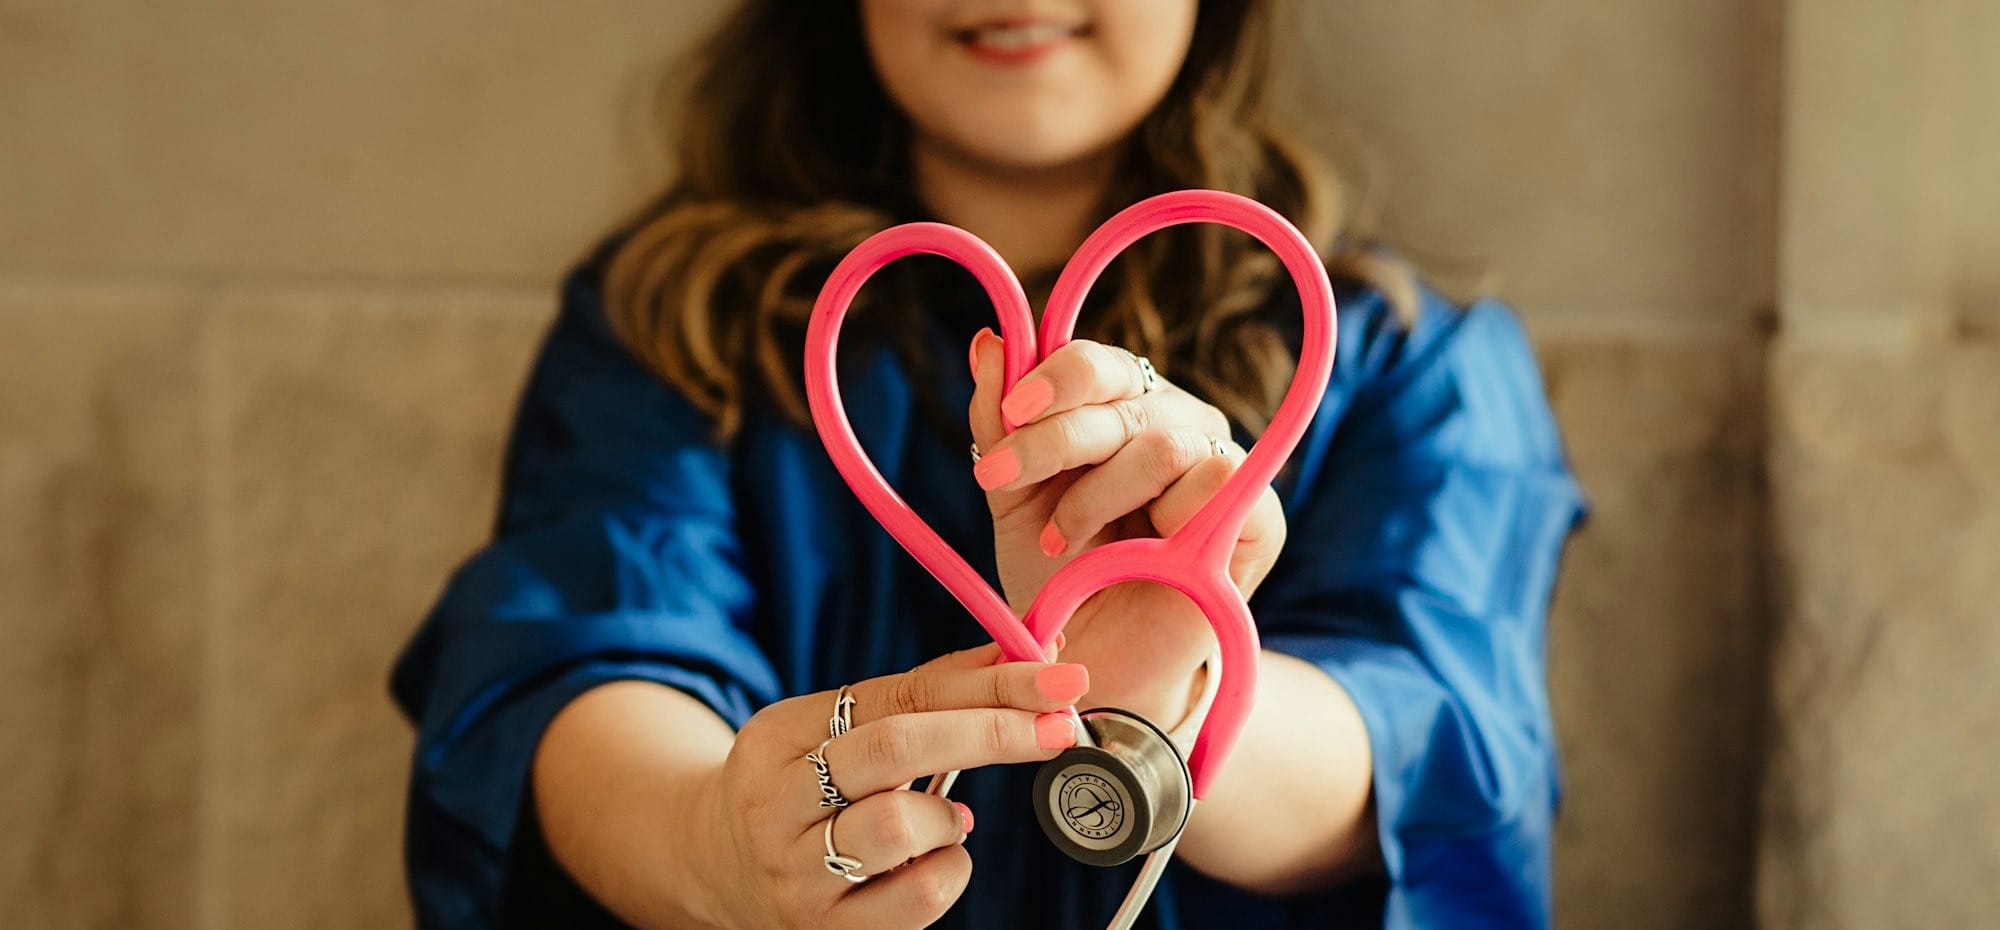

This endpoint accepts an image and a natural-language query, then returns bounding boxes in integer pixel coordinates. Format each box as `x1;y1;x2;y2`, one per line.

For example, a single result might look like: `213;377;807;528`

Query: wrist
656;764;734;929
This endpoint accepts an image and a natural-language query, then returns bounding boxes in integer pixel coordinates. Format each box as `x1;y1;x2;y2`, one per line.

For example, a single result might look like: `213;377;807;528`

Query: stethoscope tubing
806;190;1336;929
804;189;1337;798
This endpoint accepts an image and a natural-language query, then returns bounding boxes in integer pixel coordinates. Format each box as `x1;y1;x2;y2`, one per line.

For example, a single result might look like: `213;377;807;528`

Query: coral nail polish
967;327;996;377
1036;663;1089;703
954;802;975;835
1001;378;1054;423
1038;520;1066;558
1035;712;1079;750
972;447;1020;490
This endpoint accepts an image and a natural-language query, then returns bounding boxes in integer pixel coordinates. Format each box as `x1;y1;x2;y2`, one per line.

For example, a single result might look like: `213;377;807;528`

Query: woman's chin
927;131;1131;184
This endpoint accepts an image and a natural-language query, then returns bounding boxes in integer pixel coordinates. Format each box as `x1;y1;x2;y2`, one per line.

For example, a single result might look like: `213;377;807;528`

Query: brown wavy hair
603;0;1414;439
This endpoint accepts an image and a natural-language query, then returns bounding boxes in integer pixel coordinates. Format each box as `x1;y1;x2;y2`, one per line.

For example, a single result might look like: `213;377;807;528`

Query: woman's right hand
686;645;1088;930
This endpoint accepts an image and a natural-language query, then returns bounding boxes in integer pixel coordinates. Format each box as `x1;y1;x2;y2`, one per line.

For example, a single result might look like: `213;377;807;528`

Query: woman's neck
911;136;1122;280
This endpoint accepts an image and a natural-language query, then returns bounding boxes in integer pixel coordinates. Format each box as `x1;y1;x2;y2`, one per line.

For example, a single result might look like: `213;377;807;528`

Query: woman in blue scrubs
392;2;1585;928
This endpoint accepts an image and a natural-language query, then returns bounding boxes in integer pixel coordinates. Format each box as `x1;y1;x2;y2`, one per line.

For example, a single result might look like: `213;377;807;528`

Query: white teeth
971;23;1070;51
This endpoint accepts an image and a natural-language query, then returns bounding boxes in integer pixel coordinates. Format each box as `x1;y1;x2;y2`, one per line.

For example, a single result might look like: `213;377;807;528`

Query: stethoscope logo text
1059;773;1126;840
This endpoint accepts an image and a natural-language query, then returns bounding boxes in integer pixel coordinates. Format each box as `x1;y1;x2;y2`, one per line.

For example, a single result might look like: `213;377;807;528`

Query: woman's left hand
966;328;1287;728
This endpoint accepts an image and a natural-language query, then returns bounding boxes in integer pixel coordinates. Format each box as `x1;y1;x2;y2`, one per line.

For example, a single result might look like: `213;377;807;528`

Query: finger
974;388;1227;492
1147;444;1289;590
843;659;1089;729
814;790;971;883
1000;340;1150;426
915;642;1003;672
827;844;972;930
1145;443;1242;539
804;708;1076;808
751;647;1075;764
967;327;1007;453
1042;427;1222;556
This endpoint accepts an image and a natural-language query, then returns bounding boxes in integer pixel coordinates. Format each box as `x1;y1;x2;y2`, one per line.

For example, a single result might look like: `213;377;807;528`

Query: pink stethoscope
805;189;1336;928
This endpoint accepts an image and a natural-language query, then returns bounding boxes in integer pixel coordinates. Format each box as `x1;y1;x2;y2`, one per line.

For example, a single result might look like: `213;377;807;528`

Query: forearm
1174;650;1380;895
533;680;735;929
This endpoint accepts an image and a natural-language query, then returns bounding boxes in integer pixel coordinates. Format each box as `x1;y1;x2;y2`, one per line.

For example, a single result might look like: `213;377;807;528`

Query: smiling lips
956;18;1088;65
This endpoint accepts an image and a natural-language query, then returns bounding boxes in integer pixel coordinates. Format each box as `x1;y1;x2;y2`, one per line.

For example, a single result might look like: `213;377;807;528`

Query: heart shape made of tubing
804;189;1337;797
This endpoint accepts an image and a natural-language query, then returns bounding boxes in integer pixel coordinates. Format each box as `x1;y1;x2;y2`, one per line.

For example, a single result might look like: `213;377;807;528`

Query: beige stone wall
0;2;1988;929
1758;0;2000;927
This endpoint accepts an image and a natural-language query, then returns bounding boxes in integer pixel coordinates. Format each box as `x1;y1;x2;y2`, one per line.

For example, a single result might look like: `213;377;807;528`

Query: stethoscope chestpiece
1032;708;1192;867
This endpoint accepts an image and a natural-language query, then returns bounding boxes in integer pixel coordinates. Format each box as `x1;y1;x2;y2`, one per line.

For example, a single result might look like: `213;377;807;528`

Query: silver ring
1120;348;1160;395
823;807;868;883
806;739;850;809
829;685;856;739
969;441;982;465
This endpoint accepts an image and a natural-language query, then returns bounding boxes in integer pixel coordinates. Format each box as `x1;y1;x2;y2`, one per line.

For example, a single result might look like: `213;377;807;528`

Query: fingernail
1036;712;1079;749
1054;632;1067;652
954;801;975;835
1038;520;1066;558
1001;378;1054;423
967;327;997;377
1036;663;1089;703
972;446;1019;490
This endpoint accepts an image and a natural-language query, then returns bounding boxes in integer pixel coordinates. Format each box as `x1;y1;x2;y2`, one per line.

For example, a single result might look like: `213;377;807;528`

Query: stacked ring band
830;685;855;738
817;686;865;880
806;739;849;809
1119;348;1160;394
823;809;867;882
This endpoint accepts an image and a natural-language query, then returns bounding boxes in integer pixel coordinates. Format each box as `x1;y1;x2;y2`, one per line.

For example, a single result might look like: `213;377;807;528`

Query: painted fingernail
954;801;975;835
1001;378;1054;423
972;446;1019;490
1038;520;1066;558
1036;663;1090;703
1054;632;1067;652
968;327;997;377
1035;712;1079;750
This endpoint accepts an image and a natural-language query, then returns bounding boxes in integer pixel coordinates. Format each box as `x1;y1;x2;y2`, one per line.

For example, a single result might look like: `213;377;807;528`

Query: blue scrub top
391;257;1585;929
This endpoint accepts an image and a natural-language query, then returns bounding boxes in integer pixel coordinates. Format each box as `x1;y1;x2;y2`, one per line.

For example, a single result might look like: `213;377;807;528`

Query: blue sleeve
1251;289;1584;929
389;270;782;928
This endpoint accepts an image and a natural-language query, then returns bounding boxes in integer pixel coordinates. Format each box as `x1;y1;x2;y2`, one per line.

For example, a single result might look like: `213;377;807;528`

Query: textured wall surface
1;1;1989;929
1757;0;2000;926
1287;3;1781;925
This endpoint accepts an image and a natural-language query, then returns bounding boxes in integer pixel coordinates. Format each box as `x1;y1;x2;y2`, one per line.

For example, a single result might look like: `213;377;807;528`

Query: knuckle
987;667;1014;709
913;868;959;913
887;673;927;717
1110;398;1150;440
874;797;918;852
1137;429;1189;481
1169;429;1209;471
1040;416;1088;462
869;718;919;770
983;710;1016;755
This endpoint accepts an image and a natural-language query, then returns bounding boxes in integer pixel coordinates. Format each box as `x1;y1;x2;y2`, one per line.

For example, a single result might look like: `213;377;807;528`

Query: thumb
967;328;1007;454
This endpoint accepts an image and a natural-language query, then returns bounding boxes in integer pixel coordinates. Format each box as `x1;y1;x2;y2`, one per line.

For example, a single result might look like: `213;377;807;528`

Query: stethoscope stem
928;776;1184;930
1106;831;1183;930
